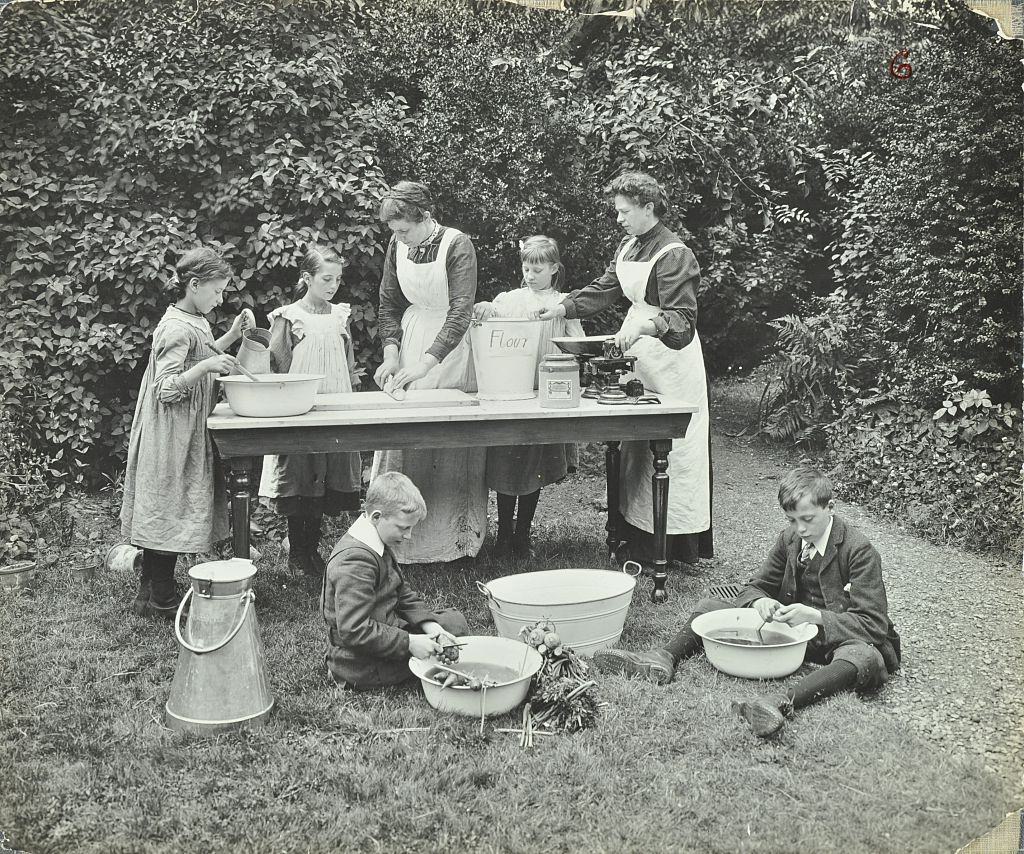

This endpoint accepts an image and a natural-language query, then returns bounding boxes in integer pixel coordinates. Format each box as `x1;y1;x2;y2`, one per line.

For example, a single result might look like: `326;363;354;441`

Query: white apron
616;239;711;535
259;303;361;500
370;227;487;563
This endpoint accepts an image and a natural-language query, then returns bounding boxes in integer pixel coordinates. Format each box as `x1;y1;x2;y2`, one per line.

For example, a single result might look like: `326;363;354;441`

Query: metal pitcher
237;327;272;375
165;559;274;733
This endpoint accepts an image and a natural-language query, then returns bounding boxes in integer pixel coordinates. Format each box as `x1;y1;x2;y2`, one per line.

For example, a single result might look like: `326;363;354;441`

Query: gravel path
709;427;1024;803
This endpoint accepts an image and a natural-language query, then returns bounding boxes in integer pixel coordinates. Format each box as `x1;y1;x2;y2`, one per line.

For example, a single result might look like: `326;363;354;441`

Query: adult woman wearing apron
537;171;713;567
371;181;488;563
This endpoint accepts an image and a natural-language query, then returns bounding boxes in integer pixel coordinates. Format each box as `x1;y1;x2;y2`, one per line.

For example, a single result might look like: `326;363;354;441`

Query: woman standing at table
370;181;487;563
535;171;713;568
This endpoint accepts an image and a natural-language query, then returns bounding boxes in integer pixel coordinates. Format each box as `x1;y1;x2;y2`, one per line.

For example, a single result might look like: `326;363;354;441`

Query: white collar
347;513;385;557
805;516;834;558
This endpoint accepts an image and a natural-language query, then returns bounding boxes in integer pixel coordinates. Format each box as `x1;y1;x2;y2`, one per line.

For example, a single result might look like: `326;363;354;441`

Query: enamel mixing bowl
218;373;324;418
550;335;615;357
690;608;819;679
408;636;543;717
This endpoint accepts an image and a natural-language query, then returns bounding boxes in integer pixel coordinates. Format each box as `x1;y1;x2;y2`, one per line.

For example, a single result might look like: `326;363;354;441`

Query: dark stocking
513;489;540;538
305;514;323;549
787;660;859;710
661;612;706;663
287;516;306;554
144;550;179;601
496;493;516;539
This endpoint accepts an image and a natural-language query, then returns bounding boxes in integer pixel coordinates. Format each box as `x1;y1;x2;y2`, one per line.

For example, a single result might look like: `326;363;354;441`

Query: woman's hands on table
390;355;438;391
373;347;401;390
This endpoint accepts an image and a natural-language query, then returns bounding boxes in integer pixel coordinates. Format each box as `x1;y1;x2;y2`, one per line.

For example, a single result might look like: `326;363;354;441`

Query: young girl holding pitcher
474;236;584;558
259;245;362;577
120;246;251;617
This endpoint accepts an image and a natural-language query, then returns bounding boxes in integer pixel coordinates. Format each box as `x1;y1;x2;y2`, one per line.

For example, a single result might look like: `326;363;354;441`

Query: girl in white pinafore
371;182;487;564
260;246;362;577
475;235;585;558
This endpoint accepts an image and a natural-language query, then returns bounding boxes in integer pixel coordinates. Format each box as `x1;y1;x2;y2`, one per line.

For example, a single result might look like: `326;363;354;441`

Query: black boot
286;516;308;576
494;493;515;558
305;516;327;576
143;552;184;620
511;490;540;560
131;553;154;616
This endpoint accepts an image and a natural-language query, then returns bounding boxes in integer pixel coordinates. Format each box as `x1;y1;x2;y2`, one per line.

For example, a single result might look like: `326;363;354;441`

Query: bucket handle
621;560;643;578
475;580;502;612
175;589;256;655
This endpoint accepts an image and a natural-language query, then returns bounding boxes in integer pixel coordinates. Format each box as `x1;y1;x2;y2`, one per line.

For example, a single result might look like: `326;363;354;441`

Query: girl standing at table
259;245;363;577
371;181;487;564
536;172;713;569
120;246;250;617
474;235;584;558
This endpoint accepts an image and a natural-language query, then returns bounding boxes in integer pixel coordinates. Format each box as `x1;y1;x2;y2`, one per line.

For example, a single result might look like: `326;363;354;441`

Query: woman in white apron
536;171;713;567
371;182;487;563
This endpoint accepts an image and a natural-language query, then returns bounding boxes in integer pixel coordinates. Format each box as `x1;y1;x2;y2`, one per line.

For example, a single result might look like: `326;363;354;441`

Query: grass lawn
0;387;1016;853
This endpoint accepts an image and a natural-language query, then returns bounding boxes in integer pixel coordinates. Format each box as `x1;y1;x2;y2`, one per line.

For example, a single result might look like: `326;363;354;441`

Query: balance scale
580;341;655;405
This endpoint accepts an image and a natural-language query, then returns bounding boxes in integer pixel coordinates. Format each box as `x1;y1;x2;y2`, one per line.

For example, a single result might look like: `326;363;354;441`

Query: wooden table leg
226;457;253;559
605;441;622;561
650;439;672;603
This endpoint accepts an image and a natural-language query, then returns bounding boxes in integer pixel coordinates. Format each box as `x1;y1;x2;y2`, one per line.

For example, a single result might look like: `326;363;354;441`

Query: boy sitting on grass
322;471;469;689
595;466;901;738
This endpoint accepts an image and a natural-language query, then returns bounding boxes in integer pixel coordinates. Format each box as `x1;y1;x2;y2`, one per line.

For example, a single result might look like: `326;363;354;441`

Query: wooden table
207;395;697;602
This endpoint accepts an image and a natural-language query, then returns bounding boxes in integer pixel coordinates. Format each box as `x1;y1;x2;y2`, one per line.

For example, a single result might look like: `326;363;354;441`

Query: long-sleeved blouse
560;222;700;350
376;227;477;362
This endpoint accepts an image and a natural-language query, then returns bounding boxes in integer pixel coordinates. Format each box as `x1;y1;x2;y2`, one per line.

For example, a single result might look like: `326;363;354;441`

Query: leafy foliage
0;407;65;563
1;0;391;483
829;378;1023;553
1;0;1019;556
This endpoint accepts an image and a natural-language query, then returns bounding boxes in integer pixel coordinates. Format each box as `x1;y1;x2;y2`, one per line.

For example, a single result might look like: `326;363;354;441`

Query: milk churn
237;327;272;375
165;559;274;733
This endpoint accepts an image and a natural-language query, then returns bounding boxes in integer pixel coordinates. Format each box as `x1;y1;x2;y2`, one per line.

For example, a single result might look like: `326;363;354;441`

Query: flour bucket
476;562;641;656
165;559;274;733
238;327;272;375
469;318;543;400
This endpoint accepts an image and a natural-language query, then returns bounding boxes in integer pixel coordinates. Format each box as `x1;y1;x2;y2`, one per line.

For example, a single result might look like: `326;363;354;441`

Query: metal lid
543;353;577;362
188;558;256;585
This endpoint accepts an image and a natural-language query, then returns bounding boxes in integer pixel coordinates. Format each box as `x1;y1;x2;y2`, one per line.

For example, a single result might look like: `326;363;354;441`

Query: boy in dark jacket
322;471;468;689
595;466;900;737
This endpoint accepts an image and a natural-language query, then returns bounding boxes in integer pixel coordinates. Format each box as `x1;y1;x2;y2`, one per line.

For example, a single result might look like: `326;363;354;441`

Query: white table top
207;393;699;431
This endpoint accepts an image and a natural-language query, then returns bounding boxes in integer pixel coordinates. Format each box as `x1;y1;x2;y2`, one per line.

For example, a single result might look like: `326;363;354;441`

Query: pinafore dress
615;240;712;535
258;302;361;514
483;287;584;495
370;228;488;563
120;306;230;553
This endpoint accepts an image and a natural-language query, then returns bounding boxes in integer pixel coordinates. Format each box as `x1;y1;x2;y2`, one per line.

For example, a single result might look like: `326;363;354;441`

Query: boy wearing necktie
595;467;901;738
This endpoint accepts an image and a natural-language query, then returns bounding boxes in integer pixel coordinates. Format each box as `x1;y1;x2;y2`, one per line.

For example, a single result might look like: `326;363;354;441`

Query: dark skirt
618;520;714;565
269;488;361;518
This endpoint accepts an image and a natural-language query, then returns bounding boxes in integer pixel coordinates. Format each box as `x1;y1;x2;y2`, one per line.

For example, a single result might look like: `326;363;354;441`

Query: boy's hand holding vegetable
772;603;823;627
408;633;443;660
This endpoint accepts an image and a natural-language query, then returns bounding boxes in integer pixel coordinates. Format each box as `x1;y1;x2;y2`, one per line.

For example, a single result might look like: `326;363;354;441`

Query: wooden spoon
210;343;262;382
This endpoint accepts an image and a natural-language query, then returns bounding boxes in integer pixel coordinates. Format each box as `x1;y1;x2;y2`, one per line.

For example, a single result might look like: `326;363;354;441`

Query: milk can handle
621;560;643;578
175;589;256;655
475;580;502;612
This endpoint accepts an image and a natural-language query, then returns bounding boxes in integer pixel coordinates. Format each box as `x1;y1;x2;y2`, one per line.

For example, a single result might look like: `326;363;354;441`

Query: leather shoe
731;696;788;738
593;648;676;685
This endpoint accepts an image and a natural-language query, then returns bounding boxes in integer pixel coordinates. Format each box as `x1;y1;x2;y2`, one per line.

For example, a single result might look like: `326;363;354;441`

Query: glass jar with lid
538;353;581;409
